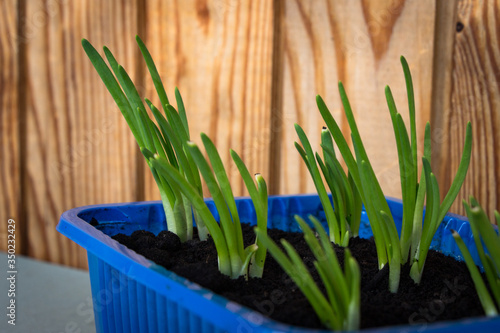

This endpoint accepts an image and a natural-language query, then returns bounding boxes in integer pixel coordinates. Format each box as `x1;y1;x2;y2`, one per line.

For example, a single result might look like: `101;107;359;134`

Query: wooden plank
0;0;20;252
430;0;458;179
434;0;500;219
143;0;275;200
275;0;436;197
24;0;140;267
268;0;286;195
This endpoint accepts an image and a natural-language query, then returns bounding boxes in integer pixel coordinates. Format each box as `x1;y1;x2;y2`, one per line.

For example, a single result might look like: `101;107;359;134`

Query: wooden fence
1;0;499;269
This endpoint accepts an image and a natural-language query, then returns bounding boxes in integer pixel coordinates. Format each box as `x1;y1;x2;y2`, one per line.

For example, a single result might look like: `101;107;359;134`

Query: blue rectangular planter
57;194;500;332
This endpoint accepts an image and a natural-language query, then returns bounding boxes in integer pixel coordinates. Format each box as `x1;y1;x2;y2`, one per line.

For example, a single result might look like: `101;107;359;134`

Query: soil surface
111;224;484;330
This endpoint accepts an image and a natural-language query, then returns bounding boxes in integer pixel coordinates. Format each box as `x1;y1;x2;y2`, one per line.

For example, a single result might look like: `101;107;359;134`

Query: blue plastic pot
57;194;500;332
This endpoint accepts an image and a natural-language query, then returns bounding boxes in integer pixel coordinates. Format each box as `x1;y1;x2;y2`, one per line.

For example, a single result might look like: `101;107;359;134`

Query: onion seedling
316;56;472;291
294;124;362;247
255;215;360;331
145;133;268;279
452;197;500;316
82;36;208;242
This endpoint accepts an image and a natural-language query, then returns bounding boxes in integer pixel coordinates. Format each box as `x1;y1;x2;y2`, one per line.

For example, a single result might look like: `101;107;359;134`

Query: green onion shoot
314;56;472;291
452;197;500;316
255;215;360;331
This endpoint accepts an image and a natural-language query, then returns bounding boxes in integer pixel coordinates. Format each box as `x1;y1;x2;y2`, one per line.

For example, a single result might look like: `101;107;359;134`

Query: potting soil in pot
109;223;484;330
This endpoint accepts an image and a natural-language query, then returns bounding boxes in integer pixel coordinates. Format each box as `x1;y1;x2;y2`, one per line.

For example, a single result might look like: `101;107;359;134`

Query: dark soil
111;225;484;330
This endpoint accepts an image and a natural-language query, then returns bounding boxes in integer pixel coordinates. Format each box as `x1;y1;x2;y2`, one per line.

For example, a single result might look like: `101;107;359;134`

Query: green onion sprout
294;125;362;247
255;215;360;331
145;133;268;279
315;56;472;291
82;36;208;242
452;197;500;316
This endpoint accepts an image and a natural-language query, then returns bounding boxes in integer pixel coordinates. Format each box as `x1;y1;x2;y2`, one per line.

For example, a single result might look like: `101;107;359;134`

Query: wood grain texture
434;0;500;220
275;0;436;197
430;0;458;177
4;0;500;268
142;0;275;200
0;0;20;252
24;0;140;267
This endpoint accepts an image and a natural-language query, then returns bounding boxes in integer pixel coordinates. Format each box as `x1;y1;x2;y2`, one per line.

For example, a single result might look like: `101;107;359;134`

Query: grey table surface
1;252;95;333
